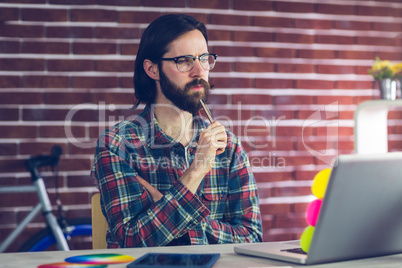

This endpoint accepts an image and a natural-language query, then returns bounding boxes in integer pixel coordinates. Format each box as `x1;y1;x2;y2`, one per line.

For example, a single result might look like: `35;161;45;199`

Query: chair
91;193;108;249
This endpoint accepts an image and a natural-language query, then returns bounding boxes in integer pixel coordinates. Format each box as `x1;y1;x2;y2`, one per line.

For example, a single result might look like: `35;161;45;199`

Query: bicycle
0;145;93;252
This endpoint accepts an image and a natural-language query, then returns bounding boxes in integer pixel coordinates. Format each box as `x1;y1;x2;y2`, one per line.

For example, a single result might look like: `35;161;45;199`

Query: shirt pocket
198;177;228;218
201;189;227;201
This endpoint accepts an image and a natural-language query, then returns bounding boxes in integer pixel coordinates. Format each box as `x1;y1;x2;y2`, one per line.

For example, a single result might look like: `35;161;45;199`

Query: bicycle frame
0;175;69;252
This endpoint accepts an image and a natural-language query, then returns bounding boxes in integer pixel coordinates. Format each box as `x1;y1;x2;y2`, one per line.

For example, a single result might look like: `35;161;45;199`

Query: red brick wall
1;1;402;252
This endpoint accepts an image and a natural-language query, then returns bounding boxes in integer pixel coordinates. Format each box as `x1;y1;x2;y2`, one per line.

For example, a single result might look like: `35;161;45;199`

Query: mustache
184;78;210;92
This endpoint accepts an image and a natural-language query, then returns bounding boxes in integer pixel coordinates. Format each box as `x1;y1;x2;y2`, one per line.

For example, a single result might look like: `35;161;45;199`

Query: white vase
378;78;397;100
399;78;402;98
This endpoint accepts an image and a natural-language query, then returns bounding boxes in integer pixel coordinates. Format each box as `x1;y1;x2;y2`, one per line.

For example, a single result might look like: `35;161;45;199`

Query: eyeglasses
160;53;218;72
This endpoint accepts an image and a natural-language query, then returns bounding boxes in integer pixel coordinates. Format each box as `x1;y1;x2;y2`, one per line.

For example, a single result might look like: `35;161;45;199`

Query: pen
200;99;214;123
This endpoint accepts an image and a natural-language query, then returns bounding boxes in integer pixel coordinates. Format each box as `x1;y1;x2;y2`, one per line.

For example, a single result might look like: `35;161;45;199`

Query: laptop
235;152;402;265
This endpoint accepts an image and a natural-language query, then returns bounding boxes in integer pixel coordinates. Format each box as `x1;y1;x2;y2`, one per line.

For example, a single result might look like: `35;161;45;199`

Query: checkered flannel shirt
91;104;262;247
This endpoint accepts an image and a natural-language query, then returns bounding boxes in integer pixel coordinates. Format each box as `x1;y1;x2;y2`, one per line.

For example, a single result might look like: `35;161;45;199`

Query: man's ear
143;59;159;81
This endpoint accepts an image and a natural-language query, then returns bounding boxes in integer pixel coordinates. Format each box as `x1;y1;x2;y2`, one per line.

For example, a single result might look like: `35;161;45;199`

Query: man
92;14;262;248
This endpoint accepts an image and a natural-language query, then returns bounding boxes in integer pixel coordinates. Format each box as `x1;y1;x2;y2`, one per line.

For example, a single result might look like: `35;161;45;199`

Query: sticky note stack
300;168;331;253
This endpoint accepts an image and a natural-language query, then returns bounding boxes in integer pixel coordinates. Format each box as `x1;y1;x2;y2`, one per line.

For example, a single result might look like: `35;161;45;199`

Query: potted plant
368;58;396;100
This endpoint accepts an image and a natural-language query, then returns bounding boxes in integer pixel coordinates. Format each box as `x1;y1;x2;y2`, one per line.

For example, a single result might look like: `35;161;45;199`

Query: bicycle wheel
19;218;93;252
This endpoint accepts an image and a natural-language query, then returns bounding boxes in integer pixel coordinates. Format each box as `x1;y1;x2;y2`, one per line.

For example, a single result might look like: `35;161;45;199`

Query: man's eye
177;58;192;64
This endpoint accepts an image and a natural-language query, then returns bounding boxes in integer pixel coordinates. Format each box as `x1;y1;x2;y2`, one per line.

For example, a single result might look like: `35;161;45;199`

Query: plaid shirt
91;104;262;247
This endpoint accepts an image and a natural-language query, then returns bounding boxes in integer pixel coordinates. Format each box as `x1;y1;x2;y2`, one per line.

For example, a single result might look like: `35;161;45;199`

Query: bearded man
91;14;262;248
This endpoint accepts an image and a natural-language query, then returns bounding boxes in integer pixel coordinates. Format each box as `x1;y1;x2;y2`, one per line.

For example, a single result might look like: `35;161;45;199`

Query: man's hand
194;121;227;171
136;122;227;199
180;121;227;193
138;177;163;202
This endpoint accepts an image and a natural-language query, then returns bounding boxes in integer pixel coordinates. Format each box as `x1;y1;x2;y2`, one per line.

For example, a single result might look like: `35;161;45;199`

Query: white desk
2;243;402;268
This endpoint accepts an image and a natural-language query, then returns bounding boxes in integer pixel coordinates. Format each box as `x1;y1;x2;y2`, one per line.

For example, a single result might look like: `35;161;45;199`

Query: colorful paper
300;168;332;253
306;199;322;226
38;262;106;268
65;253;135;265
300;225;315;253
311;168;331;199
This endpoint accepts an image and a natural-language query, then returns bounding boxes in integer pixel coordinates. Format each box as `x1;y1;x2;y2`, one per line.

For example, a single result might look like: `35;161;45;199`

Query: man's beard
159;70;210;115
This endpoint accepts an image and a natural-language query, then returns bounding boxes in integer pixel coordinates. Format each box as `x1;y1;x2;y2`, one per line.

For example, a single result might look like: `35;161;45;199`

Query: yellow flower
368;57;394;80
372;59;392;71
391;63;402;78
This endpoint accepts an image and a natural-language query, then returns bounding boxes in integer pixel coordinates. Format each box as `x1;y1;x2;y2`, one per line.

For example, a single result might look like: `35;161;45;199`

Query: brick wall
1;0;402;252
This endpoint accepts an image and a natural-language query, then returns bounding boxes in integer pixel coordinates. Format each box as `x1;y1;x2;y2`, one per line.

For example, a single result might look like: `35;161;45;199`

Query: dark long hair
132;14;208;108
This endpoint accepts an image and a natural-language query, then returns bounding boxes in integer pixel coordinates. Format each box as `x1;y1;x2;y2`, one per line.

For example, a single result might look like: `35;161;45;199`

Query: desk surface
2;243;402;268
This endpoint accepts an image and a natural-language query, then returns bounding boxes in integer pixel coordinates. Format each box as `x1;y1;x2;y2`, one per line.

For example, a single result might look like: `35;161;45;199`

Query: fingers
203;122;227;153
137;177;163;203
215;144;226;155
188;122;228;176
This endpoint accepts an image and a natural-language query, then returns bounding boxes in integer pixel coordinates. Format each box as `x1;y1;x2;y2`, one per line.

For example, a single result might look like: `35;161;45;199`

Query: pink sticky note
306;199;322;226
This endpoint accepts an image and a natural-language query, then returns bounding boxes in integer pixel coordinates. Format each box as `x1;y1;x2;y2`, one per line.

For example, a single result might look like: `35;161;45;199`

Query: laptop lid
235;152;402;265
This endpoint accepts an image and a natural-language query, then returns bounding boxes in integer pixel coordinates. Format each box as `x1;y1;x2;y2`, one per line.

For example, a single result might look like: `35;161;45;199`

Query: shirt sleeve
92;132;210;247
193;137;263;244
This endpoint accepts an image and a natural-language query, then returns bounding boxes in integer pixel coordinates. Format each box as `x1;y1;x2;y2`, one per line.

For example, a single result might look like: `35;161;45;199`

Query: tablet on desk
127;253;220;268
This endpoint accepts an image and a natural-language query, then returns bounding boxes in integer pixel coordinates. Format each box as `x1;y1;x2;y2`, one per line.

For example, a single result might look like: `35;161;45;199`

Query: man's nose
190;58;207;77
